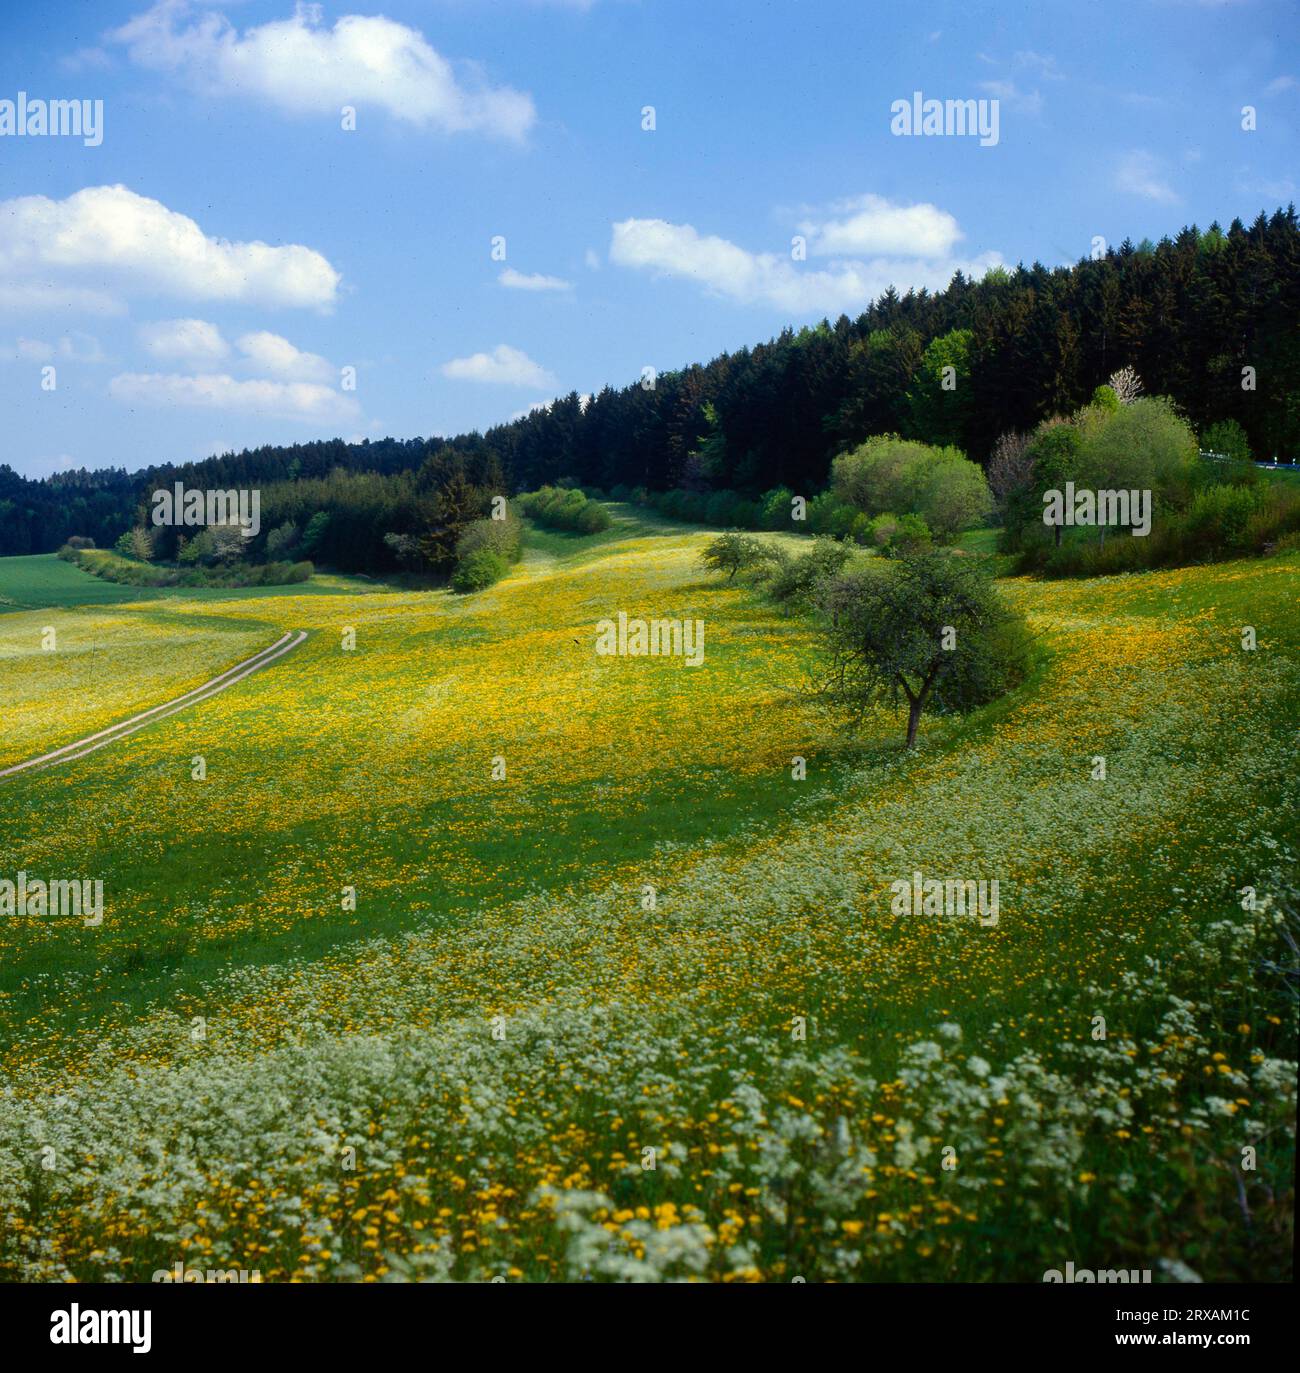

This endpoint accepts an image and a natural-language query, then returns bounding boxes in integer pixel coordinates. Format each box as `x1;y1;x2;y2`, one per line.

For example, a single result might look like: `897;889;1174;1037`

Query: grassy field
0;514;1295;1283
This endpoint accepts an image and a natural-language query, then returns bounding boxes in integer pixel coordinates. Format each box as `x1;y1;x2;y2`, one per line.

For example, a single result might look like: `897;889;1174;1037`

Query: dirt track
0;630;306;781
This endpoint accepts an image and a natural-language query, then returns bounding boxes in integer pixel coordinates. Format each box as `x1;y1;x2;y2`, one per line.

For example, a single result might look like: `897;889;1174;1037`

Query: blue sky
0;0;1296;479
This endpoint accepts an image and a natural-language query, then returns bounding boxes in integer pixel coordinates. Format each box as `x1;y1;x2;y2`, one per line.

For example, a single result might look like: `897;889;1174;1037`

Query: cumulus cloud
499;267;572;292
1116;150;1180;204
137;320;335;382
797;195;962;258
110;1;535;141
441;343;555;387
610;213;1002;315
236;329;334;382
109;370;358;422
139;317;230;365
2;331;104;363
0;185;340;312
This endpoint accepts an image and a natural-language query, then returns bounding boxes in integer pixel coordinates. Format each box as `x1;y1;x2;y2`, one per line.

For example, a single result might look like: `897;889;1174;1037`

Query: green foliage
867;511;933;557
1201;418;1251;464
517;485;612;533
450;547;508;593
762;537;853;611
1076;395;1199;500
1091;384;1120;412
688;401;727;484
759;486;796;530
818;546;1032;746
819;550;1033;747
65;546;313;589
804;491;862;539
1179;483;1266;558
5;211;1300;564
455;513;522;564
698;532;781;580
176;530;210;566
300;510;332;559
906;328;972;447
831;434;992;539
264;521;300;562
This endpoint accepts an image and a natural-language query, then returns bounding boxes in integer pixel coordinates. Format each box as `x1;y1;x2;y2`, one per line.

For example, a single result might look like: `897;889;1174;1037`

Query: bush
699;532;782;580
760;486;796;530
867;511;932;557
831;435;991;539
729;499;762;530
1091;384;1120;413
65;547;313;589
1179;483;1263;558
450;547;508;592
765;537;853;611
705;490;742;526
456;514;522;564
1074;395;1199;507
1201;418;1251;464
804;491;858;539
517;485;612;534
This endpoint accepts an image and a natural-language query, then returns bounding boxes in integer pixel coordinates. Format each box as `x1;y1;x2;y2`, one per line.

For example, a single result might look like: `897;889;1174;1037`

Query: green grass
0;553;171;610
0;552;391;613
0;519;1295;1284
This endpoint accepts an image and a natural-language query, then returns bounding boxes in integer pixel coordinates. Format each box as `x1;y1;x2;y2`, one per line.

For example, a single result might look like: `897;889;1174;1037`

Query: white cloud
1;331;104;363
978;79;1043;116
0;282;124;316
1265;75;1297;96
59;46;115;74
9;337;53;362
1116;150;1180;204
797;195;962;258
441;343;555;387
139;317;230;365
499;267;572;292
584;248;601;271
0;185;340;312
138;320;335;381
111;2;535;141
610;216;1002;316
1012;50;1064;80
109;370;358;422
236;329;334;382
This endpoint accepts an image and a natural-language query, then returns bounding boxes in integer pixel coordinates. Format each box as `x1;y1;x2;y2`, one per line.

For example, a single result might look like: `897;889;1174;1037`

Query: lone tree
819;549;1033;748
698;531;781;580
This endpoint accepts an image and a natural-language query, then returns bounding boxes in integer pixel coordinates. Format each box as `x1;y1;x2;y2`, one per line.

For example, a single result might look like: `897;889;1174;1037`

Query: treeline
0;436;501;563
2;208;1297;567
484;208;1300;493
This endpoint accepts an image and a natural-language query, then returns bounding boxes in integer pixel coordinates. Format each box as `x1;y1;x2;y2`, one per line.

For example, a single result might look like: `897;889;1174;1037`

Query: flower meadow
0;520;1296;1283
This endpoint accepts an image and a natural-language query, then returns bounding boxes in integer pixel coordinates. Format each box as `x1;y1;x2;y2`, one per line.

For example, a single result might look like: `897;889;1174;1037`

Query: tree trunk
905;697;923;749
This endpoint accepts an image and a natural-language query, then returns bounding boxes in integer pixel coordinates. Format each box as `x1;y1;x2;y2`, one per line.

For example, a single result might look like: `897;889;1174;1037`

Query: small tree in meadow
818;550;1033;748
699;532;780;580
